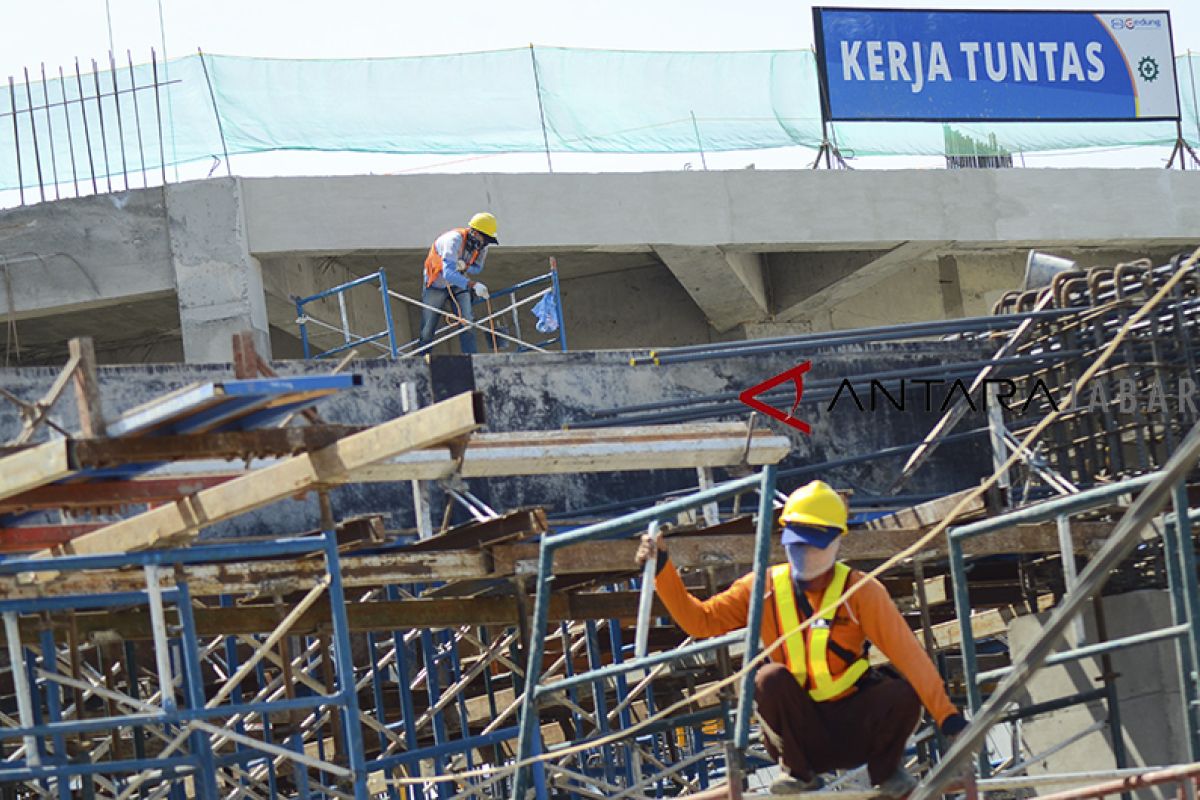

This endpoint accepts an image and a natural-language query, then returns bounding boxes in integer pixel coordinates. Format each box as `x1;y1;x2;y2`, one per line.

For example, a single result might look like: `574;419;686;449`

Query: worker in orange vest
419;213;499;354
637;480;967;797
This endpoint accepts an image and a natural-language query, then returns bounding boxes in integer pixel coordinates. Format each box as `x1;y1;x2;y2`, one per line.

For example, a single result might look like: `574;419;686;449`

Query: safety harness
771;561;871;701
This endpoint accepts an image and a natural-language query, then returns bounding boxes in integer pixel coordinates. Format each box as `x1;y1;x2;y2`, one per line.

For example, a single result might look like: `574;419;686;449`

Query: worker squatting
839;40;1106;92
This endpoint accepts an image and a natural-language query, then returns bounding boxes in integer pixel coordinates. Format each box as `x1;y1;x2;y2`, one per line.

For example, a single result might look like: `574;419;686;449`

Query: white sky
2;0;1199;175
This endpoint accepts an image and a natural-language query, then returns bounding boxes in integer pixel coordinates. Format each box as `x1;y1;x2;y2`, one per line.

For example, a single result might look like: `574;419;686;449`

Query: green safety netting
0;48;1198;192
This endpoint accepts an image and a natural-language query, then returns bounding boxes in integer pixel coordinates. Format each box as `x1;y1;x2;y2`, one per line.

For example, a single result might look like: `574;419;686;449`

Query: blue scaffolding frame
295;266;568;360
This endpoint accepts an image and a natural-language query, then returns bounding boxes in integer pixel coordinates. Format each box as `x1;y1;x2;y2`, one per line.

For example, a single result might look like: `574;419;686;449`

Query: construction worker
419;213;499;354
636;480;967;797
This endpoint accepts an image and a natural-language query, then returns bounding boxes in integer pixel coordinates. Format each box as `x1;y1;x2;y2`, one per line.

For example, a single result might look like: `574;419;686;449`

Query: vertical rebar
74;58;98;194
8;77;25;205
197;48;232;177
151;48;167;185
57;66;78;197
126;51;147;188
39;63;59;199
90;59;112;192
22;67;45;203
109;51;129;190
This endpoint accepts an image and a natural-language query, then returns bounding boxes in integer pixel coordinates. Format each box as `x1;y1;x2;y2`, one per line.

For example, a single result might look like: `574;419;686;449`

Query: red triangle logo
738;361;812;434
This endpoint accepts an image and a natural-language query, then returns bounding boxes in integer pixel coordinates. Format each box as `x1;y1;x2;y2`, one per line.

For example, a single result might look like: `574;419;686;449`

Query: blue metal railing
295;264;568;360
510;465;778;800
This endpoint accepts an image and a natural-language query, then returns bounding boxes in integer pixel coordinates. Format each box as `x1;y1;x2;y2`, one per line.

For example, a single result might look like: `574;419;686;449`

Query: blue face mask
785;540;839;585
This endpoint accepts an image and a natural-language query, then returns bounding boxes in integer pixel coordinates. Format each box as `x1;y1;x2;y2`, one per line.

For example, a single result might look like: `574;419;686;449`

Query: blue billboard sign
813;8;1180;121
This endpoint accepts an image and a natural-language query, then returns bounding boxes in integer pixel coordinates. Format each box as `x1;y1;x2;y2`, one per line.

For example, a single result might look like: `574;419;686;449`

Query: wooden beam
11;591;675;643
25;391;484;564
0;440;72;502
351;423;790;481
490;521;1114;576
0;550;492;599
867;487;986;530
68;337;105;438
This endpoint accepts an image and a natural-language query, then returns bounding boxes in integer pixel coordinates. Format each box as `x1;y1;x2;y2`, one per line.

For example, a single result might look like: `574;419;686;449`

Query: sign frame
812;6;1182;124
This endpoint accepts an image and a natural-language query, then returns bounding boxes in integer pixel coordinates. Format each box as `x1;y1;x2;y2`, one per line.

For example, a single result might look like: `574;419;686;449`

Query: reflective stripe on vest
771;562;871;702
424;228;482;288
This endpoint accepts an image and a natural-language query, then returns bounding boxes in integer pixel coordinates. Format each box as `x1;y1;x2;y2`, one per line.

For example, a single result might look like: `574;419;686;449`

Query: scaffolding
5;248;1200;800
295;263;567;360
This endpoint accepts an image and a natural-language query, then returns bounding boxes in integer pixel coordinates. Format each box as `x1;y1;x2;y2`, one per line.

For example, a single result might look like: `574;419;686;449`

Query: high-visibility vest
424;228;484;288
771;561;871;701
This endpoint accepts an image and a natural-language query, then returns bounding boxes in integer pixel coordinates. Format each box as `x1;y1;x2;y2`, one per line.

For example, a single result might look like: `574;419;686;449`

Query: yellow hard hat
468;212;499;243
779;480;848;534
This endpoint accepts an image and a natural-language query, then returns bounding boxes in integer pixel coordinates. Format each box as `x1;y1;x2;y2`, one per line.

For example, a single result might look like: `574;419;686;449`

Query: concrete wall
1008;590;1186;794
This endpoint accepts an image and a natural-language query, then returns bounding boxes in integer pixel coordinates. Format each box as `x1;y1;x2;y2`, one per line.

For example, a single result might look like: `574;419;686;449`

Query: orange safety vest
424;228;484;288
771;561;871;701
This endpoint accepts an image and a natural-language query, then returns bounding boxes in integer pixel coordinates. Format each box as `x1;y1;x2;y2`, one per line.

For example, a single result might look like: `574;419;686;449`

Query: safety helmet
778;480;848;534
468;212;499;244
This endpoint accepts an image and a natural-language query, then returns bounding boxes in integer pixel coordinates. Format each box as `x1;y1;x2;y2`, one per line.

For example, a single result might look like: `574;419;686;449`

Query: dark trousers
754;662;922;784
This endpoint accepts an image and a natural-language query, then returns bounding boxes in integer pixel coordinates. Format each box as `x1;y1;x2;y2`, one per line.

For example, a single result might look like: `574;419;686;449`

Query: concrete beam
773;241;951;322
0;191;174;320
240;170;1200;254
653;246;769;332
165;178;271;363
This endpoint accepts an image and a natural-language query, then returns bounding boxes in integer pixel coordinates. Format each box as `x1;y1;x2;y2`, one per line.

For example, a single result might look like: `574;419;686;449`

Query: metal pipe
108;52;129;190
632;309;1079;364
634;520;660;660
9;76;24;205
735;464;777;749
38;63;58;200
144;564;176;711
22;67;45;203
949;471;1161;541
3;612;40;767
91;59;112;193
975;623;1189;683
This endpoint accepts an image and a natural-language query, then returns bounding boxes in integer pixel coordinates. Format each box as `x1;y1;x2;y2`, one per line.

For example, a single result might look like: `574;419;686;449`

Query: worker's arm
653;558;754;639
853;573;959;726
466;247;487;275
435;232;472;290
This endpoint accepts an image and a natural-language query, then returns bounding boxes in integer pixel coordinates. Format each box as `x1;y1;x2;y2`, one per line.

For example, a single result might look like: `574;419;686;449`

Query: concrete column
166;178;271;363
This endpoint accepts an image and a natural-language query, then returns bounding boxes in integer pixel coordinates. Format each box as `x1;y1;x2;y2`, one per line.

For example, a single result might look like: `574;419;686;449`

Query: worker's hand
472;281;490;300
940;713;968;741
635;531;668;567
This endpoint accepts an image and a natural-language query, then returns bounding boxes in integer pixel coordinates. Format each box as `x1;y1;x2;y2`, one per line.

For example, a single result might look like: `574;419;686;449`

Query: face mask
785;539;840;583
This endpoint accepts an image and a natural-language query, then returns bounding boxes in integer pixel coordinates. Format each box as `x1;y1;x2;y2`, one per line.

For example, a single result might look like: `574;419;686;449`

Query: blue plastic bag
532;291;560;334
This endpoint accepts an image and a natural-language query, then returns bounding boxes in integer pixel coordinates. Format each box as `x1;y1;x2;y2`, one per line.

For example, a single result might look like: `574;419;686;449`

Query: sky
1;0;1198;177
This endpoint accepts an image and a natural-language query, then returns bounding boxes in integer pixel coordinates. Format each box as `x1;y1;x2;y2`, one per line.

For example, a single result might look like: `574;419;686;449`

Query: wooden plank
0;440;72;501
352;424;790;481
68;337;106;438
867;487;986;530
871;594;1056;665
26;391;483;563
13;590;673;642
0;550;491;599
68;426;362;465
490;521;1115;576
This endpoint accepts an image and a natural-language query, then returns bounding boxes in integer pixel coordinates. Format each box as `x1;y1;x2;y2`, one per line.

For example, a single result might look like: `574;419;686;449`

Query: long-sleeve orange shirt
655;559;957;724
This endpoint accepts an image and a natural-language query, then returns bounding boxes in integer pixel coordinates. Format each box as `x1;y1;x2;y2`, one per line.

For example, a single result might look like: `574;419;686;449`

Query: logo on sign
1138;56;1160;82
1111;17;1163;30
